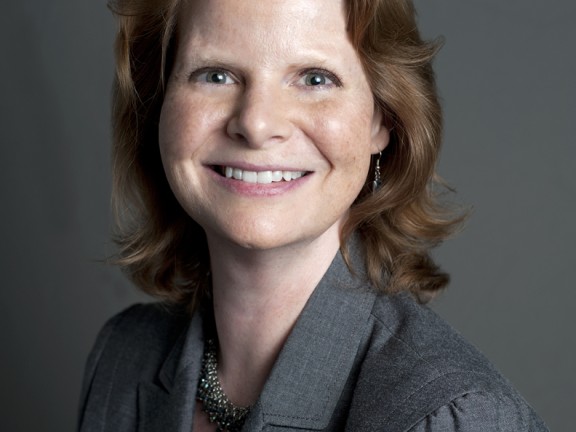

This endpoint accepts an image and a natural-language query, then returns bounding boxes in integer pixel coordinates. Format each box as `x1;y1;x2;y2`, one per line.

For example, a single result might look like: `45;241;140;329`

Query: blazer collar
137;309;205;432
245;243;377;430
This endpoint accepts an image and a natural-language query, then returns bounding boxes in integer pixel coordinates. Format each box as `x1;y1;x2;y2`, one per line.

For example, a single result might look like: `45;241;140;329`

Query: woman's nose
226;85;293;148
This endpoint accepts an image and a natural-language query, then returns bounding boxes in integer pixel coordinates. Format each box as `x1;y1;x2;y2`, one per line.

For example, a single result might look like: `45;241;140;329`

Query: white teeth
243;171;258;183
257;171;273;184
281;171;304;181
223;167;306;184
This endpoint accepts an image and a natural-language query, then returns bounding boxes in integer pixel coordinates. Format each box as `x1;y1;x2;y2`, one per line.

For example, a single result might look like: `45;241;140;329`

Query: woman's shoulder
86;302;191;368
89;303;190;356
406;391;548;432
368;293;495;373
78;302;192;429
346;293;548;431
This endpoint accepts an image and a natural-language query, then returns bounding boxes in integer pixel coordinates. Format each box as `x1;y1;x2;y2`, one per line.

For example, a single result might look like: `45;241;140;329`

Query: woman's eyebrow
181;53;234;67
182;54;336;71
173;55;242;77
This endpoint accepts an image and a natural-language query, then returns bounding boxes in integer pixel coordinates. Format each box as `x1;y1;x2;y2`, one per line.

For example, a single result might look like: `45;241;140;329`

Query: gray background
0;0;573;430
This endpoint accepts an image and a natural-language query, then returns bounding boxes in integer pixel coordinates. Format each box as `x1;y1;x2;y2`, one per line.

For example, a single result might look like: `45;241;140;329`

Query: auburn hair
108;0;464;306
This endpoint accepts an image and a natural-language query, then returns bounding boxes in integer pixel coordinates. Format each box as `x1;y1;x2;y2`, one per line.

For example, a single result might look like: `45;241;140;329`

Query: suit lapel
247;246;376;430
138;310;205;432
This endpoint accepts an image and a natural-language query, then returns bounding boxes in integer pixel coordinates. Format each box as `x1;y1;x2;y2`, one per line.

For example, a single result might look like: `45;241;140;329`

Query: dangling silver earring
372;152;382;193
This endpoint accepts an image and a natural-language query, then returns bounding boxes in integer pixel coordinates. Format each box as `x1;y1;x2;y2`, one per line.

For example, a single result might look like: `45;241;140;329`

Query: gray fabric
78;248;548;431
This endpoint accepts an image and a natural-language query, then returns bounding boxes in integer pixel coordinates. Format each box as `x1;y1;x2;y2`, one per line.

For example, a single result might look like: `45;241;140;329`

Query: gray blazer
78;249;548;431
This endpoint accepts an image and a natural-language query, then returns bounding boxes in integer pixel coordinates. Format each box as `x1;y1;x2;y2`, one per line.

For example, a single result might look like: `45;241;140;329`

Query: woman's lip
206;162;310;172
207;167;312;197
208;165;310;184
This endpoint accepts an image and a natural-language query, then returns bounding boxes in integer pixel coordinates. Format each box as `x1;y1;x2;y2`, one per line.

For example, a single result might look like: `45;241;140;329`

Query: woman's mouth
214;166;309;184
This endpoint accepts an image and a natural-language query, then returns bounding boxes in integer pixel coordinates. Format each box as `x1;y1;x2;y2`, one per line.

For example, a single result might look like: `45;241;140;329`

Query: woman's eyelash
299;68;343;87
189;67;236;84
187;66;342;87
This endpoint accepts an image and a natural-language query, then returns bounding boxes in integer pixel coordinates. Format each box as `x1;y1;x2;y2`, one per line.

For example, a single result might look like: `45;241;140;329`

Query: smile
219;166;309;184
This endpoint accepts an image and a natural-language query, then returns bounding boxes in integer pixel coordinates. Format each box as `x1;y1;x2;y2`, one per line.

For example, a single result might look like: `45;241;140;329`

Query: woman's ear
370;106;390;154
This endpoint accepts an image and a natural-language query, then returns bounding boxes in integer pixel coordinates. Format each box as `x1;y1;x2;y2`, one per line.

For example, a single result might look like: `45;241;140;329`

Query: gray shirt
78;248;547;431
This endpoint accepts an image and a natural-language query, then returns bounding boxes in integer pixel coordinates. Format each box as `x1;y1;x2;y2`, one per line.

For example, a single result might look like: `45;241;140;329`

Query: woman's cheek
314;111;373;164
159;96;206;159
159;96;185;157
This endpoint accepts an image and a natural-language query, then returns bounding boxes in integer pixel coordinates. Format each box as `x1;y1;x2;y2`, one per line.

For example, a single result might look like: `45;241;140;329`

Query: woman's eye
306;73;328;86
193;69;235;85
299;70;340;88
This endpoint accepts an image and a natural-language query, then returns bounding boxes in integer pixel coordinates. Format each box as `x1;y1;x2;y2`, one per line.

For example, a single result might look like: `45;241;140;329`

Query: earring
372;152;382;193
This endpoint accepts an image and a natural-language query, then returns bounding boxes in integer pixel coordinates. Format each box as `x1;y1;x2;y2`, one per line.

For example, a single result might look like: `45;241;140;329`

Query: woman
78;0;547;430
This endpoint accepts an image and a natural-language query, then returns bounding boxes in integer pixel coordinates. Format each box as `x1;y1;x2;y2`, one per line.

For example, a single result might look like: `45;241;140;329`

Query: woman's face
159;0;389;251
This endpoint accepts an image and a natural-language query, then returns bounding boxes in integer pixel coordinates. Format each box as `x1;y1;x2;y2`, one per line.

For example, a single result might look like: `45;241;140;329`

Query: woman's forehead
174;0;352;62
176;0;347;39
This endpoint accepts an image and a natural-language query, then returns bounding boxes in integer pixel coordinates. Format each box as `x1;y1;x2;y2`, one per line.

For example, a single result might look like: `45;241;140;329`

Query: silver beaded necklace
196;339;251;431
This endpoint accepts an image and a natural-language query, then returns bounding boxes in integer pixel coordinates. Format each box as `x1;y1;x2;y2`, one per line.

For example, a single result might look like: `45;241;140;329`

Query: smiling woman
77;0;548;431
159;0;387;254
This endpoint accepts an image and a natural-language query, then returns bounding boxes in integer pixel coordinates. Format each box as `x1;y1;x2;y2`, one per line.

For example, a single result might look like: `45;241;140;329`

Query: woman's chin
204;226;312;255
208;229;301;252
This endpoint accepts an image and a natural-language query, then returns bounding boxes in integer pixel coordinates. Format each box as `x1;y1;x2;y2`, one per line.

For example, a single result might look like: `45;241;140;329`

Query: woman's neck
205;231;341;407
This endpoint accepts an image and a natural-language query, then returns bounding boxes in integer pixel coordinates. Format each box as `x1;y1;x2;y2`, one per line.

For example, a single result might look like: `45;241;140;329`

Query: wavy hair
108;0;464;306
